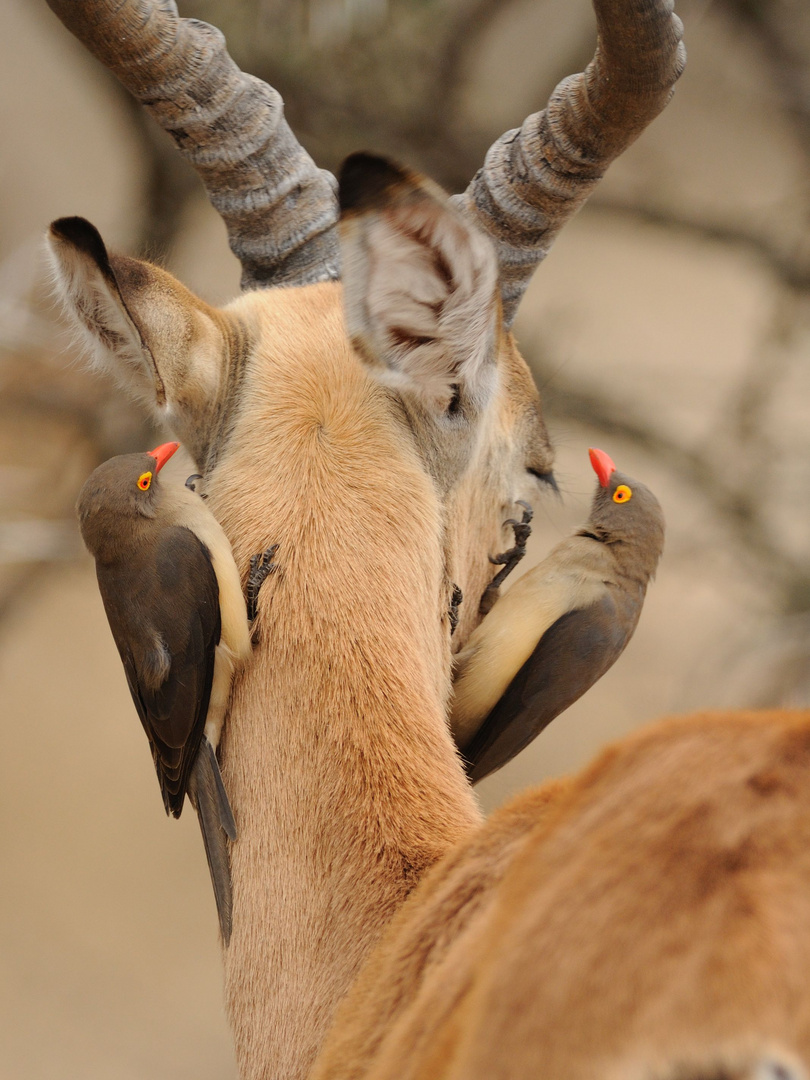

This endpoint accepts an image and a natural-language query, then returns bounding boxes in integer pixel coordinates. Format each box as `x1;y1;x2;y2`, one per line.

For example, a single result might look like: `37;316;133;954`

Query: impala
45;4;807;1080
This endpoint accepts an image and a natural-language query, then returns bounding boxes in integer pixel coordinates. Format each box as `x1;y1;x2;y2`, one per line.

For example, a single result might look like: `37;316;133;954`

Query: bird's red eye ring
137;471;153;491
613;484;632;504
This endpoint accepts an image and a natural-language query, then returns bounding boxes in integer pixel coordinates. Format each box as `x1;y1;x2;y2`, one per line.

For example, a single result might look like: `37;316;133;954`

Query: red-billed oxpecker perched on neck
76;442;260;943
452;448;665;783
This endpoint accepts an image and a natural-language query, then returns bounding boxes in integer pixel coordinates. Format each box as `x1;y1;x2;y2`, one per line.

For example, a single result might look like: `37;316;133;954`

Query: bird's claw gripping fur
185;473;206;497
478;501;533;616
247;545;279;624
449;584;463;636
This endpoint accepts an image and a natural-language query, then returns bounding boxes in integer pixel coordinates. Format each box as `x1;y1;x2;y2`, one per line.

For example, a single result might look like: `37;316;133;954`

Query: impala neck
209;287;482;1079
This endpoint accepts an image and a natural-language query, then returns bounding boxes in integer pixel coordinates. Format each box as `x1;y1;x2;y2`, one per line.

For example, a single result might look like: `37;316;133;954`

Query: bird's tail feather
188;738;237;945
208;742;237;840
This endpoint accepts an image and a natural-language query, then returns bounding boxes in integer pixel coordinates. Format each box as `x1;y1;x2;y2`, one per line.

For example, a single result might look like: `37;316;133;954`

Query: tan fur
312;710;810;1080
208;282;488;1075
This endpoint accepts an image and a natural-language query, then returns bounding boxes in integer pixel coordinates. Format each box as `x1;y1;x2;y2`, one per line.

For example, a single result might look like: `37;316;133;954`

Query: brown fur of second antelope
313;709;810;1080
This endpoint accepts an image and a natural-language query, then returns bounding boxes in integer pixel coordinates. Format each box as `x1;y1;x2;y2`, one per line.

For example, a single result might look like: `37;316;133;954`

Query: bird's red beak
589;447;616;488
148;442;180;473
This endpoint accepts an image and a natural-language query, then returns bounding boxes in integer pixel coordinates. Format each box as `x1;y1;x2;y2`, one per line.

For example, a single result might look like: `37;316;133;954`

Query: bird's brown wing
98;526;221;817
463;591;632;784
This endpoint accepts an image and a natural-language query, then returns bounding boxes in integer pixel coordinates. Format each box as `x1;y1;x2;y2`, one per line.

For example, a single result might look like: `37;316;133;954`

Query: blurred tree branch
718;0;810;156
590;198;810;292
176;0;563;190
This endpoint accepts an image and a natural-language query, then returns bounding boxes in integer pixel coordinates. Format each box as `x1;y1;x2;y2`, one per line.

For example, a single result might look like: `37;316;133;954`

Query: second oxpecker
452;448;665;783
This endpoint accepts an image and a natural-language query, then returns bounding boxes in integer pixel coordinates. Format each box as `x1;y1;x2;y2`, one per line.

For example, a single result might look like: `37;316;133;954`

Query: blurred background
1;0;809;1075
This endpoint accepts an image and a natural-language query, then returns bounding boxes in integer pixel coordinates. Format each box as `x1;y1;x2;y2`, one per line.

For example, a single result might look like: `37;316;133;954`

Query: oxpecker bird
77;442;273;942
452;448;665;783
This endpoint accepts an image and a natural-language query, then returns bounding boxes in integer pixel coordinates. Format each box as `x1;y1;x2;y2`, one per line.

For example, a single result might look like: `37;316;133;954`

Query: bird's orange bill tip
148;442;180;472
589;447;616;488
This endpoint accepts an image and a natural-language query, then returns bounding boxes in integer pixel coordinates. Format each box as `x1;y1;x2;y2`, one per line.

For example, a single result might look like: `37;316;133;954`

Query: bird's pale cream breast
451;535;613;745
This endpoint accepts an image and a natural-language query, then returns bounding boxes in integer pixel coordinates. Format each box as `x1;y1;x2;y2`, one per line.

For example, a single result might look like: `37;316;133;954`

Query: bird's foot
478;502;533;616
448;584;463;636
247;544;279;625
185;473;206;498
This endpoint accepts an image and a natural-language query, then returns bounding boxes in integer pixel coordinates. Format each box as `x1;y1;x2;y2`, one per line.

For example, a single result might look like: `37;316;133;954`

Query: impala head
48;157;553;649
44;0;683;658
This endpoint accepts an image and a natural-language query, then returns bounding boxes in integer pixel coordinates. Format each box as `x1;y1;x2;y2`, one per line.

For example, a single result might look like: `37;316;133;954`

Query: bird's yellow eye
613;484;632;504
137;471;153;491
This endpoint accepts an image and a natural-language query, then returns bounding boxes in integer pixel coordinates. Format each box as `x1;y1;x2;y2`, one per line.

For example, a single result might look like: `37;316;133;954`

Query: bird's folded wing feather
464;590;629;784
100;527;222;816
451;537;614;747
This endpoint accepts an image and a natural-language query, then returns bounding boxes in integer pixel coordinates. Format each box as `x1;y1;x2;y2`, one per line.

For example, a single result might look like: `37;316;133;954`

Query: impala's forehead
229;279;347;345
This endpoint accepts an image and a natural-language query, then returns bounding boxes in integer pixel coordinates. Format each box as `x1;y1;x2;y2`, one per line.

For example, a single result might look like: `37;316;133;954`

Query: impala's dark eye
527;467;558;492
447;384;462;416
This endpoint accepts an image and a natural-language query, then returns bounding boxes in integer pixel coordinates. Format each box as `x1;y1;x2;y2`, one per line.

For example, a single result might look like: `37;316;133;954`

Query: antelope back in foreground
313;709;810;1080
43;0;690;1077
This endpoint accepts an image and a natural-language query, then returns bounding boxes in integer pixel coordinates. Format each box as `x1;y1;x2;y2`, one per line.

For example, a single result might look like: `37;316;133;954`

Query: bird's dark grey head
77;443;179;562
580;462;666;584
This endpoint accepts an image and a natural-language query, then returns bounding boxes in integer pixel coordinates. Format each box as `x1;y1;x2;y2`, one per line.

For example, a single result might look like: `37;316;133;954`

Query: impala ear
338;154;500;414
47;217;172;409
46;217;226;430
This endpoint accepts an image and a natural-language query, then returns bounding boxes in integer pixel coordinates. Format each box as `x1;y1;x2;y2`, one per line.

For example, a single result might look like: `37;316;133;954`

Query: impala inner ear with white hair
339;153;499;416
46;215;227;448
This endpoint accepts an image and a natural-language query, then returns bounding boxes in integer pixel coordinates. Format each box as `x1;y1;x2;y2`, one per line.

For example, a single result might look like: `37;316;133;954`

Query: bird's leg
478;502;533;616
449;584;463;636
246;544;279;625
